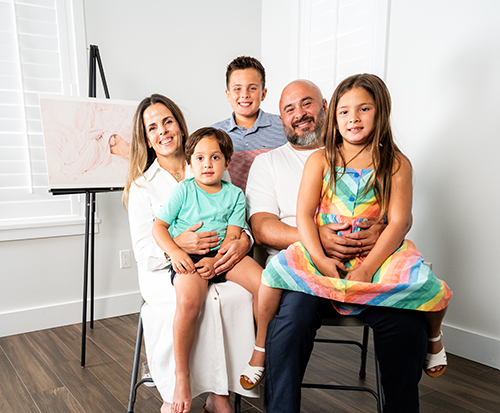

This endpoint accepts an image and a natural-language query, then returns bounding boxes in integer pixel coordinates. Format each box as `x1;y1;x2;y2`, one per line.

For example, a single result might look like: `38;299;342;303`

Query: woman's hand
213;232;250;275
174;221;220;255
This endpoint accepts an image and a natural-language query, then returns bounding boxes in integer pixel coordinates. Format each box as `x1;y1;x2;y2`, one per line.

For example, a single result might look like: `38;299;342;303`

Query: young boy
152;127;263;413
212;56;287;192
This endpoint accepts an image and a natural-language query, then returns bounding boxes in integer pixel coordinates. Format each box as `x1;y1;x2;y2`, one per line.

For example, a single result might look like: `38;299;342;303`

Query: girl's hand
345;267;373;283
214;233;250;274
313;256;347;279
170;250;196;274
174;221;220;255
195;257;216;279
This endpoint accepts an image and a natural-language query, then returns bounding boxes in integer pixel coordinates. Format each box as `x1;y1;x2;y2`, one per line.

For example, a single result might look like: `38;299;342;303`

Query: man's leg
264;291;324;413
360;307;428;413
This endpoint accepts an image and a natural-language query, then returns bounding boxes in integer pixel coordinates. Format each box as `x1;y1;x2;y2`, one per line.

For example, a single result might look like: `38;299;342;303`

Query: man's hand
319;220;386;261
319;223;362;261
346;220;387;256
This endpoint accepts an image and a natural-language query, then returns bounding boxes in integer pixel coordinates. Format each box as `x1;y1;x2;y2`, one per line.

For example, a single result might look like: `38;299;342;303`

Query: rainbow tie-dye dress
262;167;452;315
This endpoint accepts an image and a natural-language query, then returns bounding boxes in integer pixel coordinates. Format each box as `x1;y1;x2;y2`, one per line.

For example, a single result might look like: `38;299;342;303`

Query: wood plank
0;334;63;393
0;349;40;413
52;360;125;412
31;387;85;413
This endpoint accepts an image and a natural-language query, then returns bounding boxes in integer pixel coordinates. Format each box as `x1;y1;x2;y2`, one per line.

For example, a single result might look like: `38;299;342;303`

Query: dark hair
185;127;234;165
322;73;404;221
123;94;188;208
225;56;266;89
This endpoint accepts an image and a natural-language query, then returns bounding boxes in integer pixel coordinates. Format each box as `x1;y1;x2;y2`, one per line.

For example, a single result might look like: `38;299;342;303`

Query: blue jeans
264;291;427;413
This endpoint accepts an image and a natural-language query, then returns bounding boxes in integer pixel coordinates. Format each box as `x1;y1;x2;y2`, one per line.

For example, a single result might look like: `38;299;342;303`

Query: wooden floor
1;313;499;412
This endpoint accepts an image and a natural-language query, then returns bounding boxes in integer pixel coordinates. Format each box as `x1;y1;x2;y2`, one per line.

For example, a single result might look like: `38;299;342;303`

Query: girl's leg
424;308;448;374
160;401;172;413
172;273;208;413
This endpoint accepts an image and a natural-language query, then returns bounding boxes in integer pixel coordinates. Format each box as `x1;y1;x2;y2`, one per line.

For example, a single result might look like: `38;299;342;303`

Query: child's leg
172;272;208;413
226;255;262;319
424;308;448;374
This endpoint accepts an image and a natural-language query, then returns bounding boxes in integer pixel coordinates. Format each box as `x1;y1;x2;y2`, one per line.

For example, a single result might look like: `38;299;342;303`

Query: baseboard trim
0;291;142;338
442;324;500;369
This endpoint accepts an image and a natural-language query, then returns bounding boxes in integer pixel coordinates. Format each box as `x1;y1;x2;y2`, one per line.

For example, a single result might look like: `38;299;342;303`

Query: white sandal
240;345;265;390
425;331;447;377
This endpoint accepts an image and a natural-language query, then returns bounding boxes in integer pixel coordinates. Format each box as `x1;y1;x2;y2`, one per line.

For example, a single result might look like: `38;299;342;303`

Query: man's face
279;82;327;148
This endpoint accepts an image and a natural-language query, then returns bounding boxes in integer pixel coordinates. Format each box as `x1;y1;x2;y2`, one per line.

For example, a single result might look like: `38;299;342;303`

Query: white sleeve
128;182;169;272
246;153;280;219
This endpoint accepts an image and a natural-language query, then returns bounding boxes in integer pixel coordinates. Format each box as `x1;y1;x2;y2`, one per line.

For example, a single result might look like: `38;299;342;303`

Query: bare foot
205;393;232;413
172;373;191;413
241;348;265;385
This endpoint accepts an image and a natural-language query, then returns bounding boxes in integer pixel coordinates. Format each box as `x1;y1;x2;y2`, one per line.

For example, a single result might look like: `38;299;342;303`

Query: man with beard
246;80;427;413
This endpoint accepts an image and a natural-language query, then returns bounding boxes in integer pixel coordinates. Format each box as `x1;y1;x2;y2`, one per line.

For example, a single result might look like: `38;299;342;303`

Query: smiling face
225;68;267;127
279;80;328;149
143;103;184;163
336;87;376;147
189;136;229;193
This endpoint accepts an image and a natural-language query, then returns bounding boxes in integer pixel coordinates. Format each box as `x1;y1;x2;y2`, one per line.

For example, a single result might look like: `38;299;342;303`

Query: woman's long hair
322;74;404;221
122;94;188;209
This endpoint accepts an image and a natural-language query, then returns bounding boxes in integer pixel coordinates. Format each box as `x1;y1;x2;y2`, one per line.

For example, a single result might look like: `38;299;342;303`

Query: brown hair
122;94;188;209
322;73;404;221
226;56;266;89
185;127;234;165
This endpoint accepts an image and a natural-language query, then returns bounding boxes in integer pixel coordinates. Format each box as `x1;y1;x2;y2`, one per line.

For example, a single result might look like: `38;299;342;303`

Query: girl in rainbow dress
247;74;452;384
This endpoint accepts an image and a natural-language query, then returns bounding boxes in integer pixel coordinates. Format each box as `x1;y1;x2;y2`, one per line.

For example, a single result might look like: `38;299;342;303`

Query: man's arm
250;212;299;251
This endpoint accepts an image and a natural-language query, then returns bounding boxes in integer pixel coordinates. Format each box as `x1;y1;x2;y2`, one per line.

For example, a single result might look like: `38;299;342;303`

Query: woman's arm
297;151;347;278
346;156;413;282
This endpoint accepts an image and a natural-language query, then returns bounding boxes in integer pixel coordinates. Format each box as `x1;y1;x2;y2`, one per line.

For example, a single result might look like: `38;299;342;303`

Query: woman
123;94;258;413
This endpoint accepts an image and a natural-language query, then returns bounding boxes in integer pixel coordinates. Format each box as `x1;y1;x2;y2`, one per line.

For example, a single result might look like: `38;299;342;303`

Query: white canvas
40;95;138;190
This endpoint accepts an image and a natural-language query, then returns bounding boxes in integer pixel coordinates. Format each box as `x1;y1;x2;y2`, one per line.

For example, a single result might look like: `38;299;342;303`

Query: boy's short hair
226;56;266;89
185;127;234;165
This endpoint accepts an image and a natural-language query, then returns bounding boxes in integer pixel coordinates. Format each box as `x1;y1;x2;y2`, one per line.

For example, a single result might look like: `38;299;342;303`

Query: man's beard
284;109;326;147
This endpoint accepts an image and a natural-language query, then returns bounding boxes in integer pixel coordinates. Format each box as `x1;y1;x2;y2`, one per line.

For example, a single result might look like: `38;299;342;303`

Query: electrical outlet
423;261;432;270
120;250;131;269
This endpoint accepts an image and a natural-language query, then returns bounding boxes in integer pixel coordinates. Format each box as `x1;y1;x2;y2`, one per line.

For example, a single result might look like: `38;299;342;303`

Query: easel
51;45;118;367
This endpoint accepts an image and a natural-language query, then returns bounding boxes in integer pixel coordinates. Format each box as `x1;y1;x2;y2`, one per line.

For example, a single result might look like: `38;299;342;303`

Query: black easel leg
81;191;91;367
88;46;96;98
95;47;110;99
90;192;95;329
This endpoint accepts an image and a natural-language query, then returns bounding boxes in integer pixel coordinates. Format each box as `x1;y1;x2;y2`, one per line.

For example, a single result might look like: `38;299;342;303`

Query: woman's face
143;103;184;159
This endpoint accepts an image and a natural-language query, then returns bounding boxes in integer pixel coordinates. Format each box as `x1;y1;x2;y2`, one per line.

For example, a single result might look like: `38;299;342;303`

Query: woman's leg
204;393;232;413
172;273;208;413
424;307;448;374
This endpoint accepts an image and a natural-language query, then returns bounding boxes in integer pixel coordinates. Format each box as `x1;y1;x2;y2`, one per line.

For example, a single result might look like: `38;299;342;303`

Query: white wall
386;0;500;367
0;0;262;337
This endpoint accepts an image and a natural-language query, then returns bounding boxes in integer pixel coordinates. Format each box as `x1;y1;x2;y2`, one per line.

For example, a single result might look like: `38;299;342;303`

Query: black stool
301;315;384;412
127;306;242;412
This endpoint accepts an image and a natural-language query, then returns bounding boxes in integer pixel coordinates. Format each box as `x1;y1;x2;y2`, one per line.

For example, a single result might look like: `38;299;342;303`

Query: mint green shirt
156;178;247;250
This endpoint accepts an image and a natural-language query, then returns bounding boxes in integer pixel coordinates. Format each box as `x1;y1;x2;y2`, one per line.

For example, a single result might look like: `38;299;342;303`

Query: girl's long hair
122;94;188;209
322;73;403;221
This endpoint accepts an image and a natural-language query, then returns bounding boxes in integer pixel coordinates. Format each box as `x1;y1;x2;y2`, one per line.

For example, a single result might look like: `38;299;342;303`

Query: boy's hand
170;250;196;274
195;257;217;279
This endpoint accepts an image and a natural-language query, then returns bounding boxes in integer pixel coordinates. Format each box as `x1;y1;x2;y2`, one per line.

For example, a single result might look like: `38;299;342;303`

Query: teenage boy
212;56;287;192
